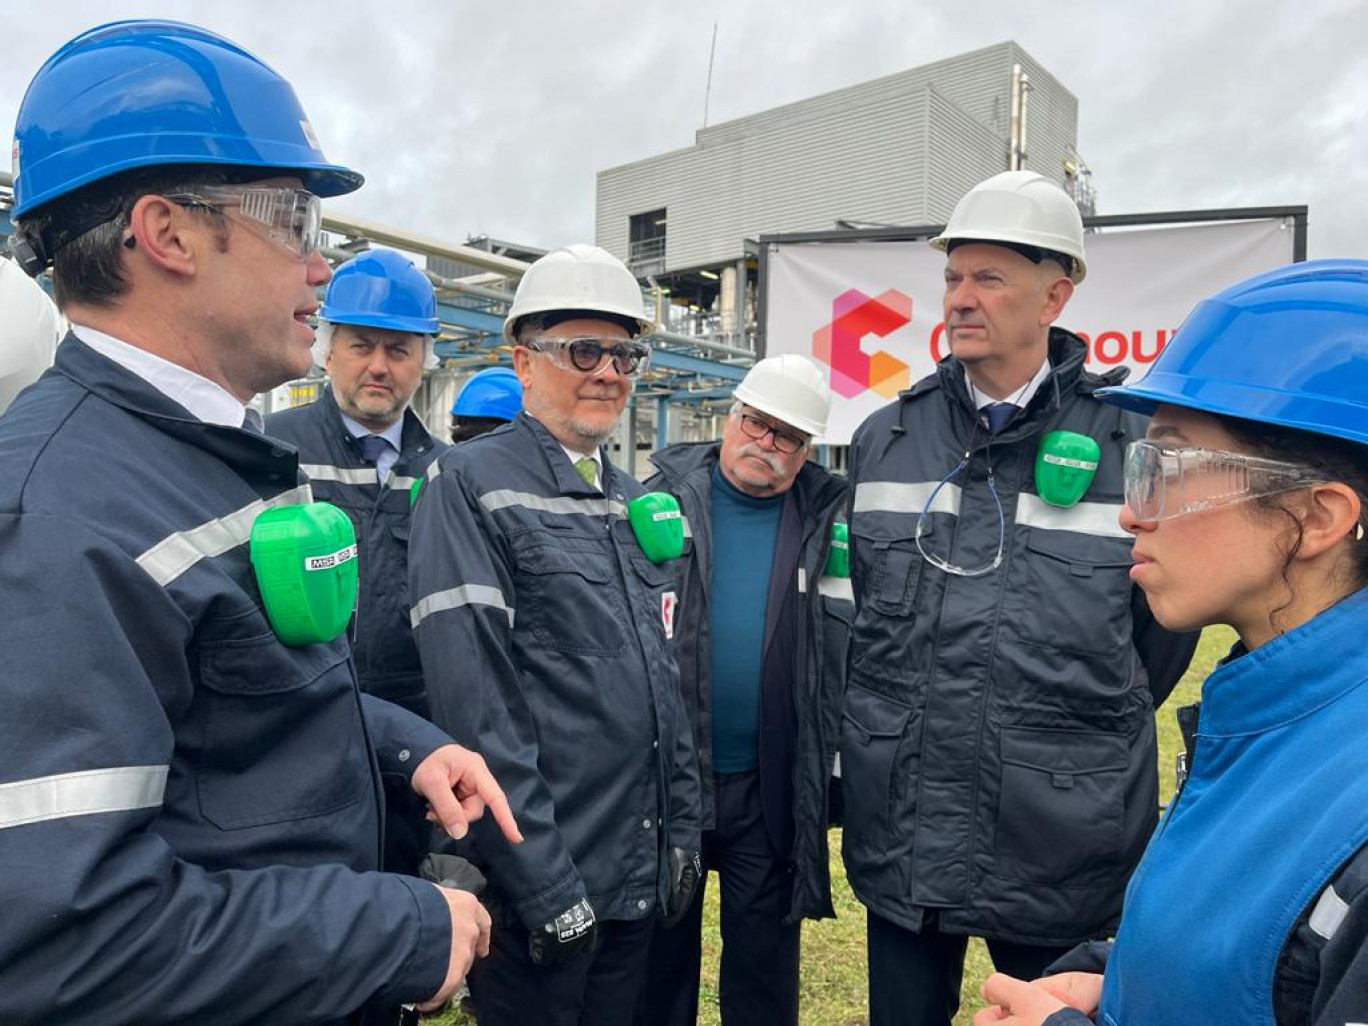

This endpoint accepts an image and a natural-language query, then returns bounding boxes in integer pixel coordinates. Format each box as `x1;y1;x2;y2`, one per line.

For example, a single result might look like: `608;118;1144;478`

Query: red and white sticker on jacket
661;591;678;639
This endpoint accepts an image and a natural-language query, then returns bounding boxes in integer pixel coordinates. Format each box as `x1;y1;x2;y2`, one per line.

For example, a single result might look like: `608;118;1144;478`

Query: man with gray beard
408;245;702;1026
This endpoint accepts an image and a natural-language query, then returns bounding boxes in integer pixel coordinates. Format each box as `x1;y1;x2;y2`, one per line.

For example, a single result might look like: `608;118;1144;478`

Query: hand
415;884;492;1013
971;973;1069;1026
1034;972;1104;1016
527;898;596;967
410;743;523;844
662;847;702;928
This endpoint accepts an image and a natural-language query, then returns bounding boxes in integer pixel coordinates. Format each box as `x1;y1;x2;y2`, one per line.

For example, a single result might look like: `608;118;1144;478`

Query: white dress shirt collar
72;325;252;429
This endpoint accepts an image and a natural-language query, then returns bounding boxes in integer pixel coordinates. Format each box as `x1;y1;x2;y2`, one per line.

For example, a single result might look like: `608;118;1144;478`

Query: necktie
359;434;390;465
241;408;265;434
573;456;598;488
983;402;1018;435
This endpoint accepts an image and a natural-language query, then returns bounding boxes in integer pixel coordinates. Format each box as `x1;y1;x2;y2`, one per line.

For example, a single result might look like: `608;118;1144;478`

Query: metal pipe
653;328;754;360
322;211;531;277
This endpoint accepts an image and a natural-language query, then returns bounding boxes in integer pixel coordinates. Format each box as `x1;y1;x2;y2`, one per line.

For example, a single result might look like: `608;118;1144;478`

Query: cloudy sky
3;0;1364;259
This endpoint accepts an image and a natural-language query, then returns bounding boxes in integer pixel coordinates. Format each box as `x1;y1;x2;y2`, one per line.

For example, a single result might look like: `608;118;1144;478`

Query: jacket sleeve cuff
503;867;586;931
369;875;453;1007
361;693;455;779
1042;1011;1094;1026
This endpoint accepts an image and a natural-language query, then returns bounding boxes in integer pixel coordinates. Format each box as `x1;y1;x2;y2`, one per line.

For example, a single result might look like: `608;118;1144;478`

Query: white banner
764;219;1297;445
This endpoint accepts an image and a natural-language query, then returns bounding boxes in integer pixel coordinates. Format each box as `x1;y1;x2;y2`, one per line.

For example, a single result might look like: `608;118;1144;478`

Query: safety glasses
1124;440;1324;521
735;410;809;455
528;335;651;377
166;185;323;260
915;453;1006;577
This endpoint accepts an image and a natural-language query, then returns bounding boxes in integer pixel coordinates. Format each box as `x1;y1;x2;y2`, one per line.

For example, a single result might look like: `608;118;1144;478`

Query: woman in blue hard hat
450;365;523;443
973;259;1368;1026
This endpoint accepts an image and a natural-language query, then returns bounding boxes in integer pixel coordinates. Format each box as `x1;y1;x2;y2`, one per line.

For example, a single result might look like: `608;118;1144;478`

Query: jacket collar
1199;586;1368;738
516;411;627;501
53;333;290;478
317;384;437;464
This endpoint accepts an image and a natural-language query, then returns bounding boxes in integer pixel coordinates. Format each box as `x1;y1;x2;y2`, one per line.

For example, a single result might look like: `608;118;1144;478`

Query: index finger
475;775;522;844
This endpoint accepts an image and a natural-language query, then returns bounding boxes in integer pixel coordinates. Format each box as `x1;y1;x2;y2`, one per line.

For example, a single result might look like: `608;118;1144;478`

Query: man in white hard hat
635;355;850;1026
841;171;1198;1026
0;256;63;413
409;244;702;1026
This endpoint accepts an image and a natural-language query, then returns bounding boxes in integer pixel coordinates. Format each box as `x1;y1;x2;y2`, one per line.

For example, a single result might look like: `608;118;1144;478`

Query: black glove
662;847;702;929
528;897;597;966
418;852;487;896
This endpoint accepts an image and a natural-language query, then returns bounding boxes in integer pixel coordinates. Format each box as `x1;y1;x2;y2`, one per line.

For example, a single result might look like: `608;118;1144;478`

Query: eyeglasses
165;185;323;260
527;336;651;377
1124;440;1325;521
735;410;810;455
915;450;1006;577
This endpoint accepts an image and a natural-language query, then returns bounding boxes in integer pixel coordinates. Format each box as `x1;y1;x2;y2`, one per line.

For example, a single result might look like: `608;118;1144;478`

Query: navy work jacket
0;336;454;1024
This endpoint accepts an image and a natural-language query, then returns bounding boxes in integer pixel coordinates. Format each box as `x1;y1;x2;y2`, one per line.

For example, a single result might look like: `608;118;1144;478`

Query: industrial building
596;41;1093;355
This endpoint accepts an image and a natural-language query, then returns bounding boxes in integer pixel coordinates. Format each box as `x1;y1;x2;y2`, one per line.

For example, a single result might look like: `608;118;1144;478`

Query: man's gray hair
312;320;439;371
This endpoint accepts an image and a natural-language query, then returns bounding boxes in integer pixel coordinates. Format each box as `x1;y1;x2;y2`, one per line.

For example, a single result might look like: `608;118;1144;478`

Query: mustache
736;443;785;474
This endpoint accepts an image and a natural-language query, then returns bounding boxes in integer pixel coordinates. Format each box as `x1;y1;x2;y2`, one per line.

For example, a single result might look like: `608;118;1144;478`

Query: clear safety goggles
527;335;651;378
1124;440;1325;521
166;185;323;260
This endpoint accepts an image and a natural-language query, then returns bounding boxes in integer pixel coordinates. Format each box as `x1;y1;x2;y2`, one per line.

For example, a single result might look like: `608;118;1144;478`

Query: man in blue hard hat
450;365;522;444
0;21;517;1024
268;249;450;876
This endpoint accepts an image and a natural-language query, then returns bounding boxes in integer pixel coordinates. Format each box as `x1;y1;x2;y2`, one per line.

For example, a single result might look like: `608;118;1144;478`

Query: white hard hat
930;170;1087;284
503;244;656;344
0;258;63;414
733;354;832;437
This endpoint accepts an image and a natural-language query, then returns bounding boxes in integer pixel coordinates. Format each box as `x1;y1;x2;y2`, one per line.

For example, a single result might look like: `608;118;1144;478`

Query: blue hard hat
1098;259;1368;446
321;249;439;335
11;20;363;218
453;367;522;422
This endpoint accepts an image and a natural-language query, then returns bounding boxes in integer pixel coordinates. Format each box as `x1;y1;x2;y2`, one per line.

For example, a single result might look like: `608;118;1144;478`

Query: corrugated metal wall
595;41;1079;271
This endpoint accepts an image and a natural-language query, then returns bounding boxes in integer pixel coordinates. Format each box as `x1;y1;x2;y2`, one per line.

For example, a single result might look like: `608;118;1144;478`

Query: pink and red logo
812;288;913;399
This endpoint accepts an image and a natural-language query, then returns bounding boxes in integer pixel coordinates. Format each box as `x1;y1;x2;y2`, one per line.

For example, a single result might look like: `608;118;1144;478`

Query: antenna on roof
702;21;718;128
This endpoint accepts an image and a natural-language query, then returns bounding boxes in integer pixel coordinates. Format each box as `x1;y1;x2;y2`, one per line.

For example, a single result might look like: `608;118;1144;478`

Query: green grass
438;626;1234;1025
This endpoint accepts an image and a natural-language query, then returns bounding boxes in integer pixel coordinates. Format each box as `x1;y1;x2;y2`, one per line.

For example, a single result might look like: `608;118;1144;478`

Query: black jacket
266;386;446;718
843;329;1199;945
409;414;702;928
0;337;453;1023
647;441;851;922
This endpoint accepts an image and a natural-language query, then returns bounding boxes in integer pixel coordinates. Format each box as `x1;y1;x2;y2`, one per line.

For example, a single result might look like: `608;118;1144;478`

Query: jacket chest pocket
853;522;931;619
193;635;365;830
628;554;681;645
1004;529;1133;656
516;541;627;656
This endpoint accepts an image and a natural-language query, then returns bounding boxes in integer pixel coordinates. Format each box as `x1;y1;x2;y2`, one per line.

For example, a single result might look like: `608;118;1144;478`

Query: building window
629;209;667;275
